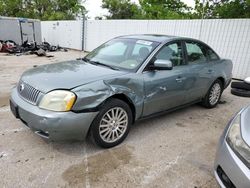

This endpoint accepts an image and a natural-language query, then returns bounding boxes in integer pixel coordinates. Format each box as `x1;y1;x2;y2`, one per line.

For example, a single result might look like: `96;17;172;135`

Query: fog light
216;166;236;188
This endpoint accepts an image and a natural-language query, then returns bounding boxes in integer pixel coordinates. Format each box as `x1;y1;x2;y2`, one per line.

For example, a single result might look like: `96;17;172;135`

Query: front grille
18;81;41;104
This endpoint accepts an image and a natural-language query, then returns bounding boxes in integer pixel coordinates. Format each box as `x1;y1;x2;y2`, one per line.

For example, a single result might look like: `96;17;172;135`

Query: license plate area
10;100;20;118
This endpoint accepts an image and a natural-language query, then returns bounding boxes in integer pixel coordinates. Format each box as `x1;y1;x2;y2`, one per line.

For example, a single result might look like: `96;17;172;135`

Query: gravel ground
0;51;249;188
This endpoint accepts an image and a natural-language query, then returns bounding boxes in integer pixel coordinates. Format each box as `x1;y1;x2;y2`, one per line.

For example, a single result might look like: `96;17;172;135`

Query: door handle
176;77;186;83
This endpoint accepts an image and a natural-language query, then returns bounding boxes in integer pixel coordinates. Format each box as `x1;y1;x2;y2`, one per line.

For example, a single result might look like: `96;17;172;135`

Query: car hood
241;105;250;146
21;60;127;93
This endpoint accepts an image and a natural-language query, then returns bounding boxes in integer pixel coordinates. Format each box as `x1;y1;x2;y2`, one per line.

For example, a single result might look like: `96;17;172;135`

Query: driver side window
155;42;184;66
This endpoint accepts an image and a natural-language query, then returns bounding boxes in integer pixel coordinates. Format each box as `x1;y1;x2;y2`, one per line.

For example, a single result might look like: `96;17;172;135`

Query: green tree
192;0;218;19
139;0;192;19
0;0;86;20
102;0;250;19
102;0;140;19
193;0;250;19
215;0;250;18
102;0;193;19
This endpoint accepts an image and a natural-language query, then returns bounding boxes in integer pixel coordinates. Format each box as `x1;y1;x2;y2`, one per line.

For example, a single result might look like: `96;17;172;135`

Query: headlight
39;90;76;112
227;114;250;167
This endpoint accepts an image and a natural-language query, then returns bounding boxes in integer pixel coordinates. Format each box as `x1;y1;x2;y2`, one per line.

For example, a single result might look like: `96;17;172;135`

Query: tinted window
206;47;219;61
155;42;184;66
185;42;207;64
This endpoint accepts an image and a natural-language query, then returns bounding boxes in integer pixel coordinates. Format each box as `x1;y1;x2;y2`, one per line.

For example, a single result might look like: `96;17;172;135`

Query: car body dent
143;66;189;116
72;73;144;120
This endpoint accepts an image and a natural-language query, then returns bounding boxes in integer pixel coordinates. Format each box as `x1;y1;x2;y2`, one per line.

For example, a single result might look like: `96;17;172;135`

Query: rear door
183;40;218;102
20;21;35;43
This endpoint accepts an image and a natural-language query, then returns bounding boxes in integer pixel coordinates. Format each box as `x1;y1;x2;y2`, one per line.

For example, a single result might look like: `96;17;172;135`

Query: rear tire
90;98;132;148
202;79;223;108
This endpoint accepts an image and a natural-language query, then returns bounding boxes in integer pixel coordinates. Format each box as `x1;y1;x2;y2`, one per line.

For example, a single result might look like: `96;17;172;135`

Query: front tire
202;79;223;108
90;99;132;148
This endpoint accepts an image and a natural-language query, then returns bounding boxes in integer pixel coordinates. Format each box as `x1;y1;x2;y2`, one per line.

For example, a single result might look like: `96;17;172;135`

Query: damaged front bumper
10;88;98;141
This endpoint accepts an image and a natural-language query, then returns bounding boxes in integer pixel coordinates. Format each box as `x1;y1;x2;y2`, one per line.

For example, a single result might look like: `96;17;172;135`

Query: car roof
118;34;178;43
118;34;212;48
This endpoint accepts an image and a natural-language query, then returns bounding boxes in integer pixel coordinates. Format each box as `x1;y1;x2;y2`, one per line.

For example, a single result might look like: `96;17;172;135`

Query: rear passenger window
206;48;219;61
185;42;207;64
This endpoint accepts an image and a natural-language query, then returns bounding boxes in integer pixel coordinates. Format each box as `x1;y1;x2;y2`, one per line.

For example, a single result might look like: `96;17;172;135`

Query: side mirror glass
154;59;173;70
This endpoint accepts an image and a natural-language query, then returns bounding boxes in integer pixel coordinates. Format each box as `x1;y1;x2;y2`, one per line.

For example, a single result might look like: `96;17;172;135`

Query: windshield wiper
89;60;120;71
81;57;119;70
82;57;90;62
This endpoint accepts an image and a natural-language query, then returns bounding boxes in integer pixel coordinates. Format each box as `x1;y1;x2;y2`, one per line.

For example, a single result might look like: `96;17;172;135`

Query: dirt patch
0;93;10;107
62;145;134;186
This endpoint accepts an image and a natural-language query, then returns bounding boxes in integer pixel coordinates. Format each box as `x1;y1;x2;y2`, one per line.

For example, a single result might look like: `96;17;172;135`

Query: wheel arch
217;77;225;88
86;93;136;139
205;77;225;97
105;94;136;124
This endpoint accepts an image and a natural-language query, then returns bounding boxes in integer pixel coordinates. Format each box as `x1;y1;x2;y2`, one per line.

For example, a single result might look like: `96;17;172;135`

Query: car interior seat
139;47;150;60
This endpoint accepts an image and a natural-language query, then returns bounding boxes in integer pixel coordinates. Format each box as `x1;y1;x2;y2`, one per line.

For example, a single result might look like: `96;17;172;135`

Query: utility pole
82;12;86;52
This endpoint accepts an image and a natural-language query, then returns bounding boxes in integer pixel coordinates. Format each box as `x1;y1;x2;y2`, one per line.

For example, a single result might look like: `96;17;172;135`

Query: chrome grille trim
18;81;41;104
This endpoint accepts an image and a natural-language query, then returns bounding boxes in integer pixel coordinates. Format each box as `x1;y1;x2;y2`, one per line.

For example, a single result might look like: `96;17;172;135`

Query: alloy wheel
99;107;128;143
209;83;221;105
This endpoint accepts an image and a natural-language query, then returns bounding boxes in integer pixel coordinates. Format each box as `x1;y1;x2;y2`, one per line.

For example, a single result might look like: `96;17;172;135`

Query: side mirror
154;59;173;70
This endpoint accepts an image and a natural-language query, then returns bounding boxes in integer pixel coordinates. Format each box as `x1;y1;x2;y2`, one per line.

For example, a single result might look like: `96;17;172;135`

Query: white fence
41;19;250;79
41;20;83;50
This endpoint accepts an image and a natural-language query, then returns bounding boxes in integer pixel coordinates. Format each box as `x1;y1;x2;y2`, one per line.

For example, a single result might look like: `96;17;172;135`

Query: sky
85;0;196;19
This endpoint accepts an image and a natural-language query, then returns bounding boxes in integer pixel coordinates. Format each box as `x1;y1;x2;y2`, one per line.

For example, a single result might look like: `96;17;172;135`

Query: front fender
71;75;144;120
104;76;144;119
72;81;112;111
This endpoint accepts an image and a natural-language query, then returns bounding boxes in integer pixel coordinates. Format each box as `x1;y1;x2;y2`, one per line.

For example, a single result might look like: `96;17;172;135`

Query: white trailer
0;16;42;45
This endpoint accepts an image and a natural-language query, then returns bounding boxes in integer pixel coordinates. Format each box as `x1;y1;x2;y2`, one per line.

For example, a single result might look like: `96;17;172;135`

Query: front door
143;41;189;116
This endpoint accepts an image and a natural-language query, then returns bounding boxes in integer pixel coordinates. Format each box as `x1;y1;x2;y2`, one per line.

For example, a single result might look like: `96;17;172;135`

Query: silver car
214;105;250;188
10;35;232;148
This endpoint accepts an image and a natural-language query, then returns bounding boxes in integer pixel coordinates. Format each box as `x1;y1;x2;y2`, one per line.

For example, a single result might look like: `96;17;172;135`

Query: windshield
84;38;159;71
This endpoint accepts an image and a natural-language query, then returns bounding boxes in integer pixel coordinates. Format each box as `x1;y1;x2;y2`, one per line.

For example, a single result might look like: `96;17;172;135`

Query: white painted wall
42;19;250;79
41;20;83;50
